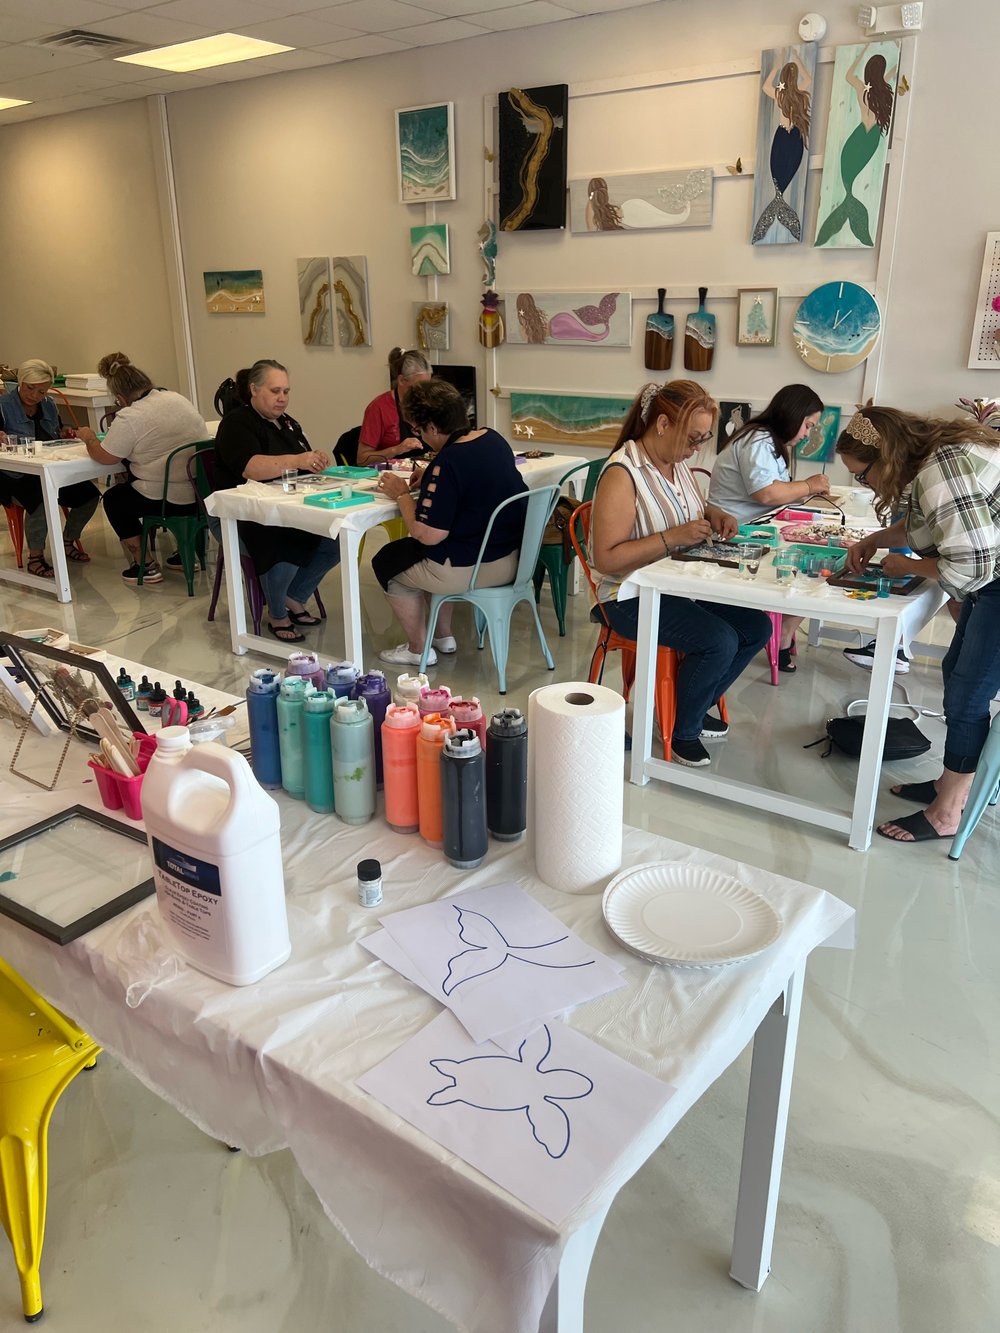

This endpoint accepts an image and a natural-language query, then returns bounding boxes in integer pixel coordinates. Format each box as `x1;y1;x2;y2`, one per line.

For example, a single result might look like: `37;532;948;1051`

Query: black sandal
876;811;949;843
287;608;321;626
778;647;796;673
891;780;939;804
64;541;90;563
266;621;305;643
27;555;55;578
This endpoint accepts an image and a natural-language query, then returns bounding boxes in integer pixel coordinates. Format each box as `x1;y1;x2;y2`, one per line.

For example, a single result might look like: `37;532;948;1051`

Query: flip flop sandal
890;780;938;804
778;647;797;673
267;621;305;643
64;542;91;563
27;556;55;578
287;608;322;626
876;811;948;843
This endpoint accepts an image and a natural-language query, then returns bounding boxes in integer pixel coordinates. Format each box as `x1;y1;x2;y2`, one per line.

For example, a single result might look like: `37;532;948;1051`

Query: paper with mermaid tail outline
357;1010;675;1225
750;43;818;246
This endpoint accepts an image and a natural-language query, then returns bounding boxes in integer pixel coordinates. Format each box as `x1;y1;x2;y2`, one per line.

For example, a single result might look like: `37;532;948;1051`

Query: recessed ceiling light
0;97;31;111
115;33;293;74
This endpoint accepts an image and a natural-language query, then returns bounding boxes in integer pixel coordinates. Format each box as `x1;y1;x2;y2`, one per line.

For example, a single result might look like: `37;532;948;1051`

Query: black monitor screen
432;364;477;428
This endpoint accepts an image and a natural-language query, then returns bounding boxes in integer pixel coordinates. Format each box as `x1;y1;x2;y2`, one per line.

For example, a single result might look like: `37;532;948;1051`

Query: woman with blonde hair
591;380;772;766
838;405;1000;844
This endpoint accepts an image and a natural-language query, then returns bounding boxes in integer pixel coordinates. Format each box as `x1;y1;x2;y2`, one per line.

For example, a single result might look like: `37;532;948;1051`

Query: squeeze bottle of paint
331;698;376;825
303;690;337;814
485;708;528;841
393;672;429;707
285;650;325;691
136;675;152;713
418;685;452;719
246;669;282;790
325;662;359;699
276;677;315;799
116;667;135;701
416;712;456;848
142;726;290;986
351;671;390;786
381;703;421;834
450;696;487;751
441;729;488;869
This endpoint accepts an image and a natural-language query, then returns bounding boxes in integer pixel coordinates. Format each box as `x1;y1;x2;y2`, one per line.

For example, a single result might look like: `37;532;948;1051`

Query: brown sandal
27;555;55;578
64;541;90;563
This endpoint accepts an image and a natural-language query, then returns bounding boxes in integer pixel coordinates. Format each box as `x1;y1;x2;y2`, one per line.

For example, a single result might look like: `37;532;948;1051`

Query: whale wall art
395;102;455;204
569;168;713;233
750;43;818;246
506;290;632;348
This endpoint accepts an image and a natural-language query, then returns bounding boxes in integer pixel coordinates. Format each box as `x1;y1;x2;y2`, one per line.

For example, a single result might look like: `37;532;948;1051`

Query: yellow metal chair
0;959;100;1322
358;516;408;562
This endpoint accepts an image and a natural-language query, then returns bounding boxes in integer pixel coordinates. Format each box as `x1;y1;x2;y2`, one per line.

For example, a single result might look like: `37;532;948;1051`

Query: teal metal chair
418;485;560;694
949;712;1000;860
533;458;606;636
137;442;212;595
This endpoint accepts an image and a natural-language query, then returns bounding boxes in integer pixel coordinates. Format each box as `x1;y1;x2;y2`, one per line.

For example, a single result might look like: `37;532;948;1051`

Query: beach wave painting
204;269;264;315
396;102;455;204
510;391;631;449
410;224;450;277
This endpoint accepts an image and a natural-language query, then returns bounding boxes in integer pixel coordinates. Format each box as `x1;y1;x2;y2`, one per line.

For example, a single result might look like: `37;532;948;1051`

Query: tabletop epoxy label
152;836;222;944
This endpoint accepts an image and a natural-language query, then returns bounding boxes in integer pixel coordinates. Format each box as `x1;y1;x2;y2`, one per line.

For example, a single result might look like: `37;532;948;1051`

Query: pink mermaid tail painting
548;292;620;341
514;290;630;346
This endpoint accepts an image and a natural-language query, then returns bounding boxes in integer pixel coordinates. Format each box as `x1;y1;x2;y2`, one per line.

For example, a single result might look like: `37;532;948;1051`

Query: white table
0;444;110;602
49;386;114;433
205;454;587;669
625;554;947;851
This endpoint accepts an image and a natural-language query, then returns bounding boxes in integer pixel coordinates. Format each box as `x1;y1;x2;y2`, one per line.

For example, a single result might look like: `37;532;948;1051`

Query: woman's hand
378;472;411;501
301;450;330;472
706;507;739;540
76;427;98;447
880;553;919;579
803;473;831;497
845;533;880;574
667;518;713;550
395;437;422;457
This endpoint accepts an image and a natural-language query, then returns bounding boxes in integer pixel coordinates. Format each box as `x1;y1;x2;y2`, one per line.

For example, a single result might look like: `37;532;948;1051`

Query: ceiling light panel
116;33;294;72
0;96;31;110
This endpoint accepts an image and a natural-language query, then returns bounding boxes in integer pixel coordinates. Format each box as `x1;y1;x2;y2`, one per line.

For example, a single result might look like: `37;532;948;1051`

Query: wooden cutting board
684;286;716;371
644;287;674;370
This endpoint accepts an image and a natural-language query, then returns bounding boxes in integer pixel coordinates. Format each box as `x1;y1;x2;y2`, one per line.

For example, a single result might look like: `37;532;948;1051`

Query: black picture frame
0;805;154;945
0;634;145;745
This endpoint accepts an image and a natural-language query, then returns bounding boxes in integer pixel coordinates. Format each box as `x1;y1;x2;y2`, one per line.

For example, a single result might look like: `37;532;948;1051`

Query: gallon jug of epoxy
142;726;291;986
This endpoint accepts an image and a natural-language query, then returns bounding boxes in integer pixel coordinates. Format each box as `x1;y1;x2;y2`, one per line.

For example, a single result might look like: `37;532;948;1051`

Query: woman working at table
0;358;100;578
838;406;1000;845
708;383;828;673
373;379;527;667
213;359;340;643
356;348;431;468
591;380;772;768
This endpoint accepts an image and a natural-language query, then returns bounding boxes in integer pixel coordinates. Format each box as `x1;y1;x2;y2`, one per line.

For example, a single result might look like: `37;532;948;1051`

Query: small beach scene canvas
510;391;631;450
204;270;264;315
332;255;372;348
410;224;450;276
396;102;455;204
797;406;842;463
569;168;713;233
507;291;632;348
297;257;333;346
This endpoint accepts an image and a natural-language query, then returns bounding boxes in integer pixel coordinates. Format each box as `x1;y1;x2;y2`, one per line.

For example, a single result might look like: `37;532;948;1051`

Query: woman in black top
373;380;527;667
213;359;340;643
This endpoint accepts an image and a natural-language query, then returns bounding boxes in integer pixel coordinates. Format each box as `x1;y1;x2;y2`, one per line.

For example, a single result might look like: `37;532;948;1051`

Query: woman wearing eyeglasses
838;406;1000;844
591;379;772;767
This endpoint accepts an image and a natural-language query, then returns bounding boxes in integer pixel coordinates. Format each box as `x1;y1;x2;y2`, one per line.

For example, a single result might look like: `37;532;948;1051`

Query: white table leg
628;583;658;786
40;465;72;603
729;965;805;1292
538;1203;611;1333
340;528;365;670
848;616;898;850
219;516;247;655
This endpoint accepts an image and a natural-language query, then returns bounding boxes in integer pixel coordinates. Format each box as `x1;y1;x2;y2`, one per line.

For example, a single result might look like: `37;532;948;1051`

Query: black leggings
371;536;426;591
102;481;197;541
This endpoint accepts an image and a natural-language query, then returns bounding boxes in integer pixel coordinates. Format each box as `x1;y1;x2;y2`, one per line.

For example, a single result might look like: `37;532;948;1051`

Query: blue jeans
941;575;1000;773
260;538;340;620
601;596;772;741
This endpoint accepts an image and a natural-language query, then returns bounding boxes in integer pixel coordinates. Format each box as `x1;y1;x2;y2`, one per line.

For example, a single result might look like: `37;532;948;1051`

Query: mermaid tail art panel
814;41;898;250
498;84;568;231
507;290;632;348
395;102;455;204
750;43;818;246
569;168;713;233
332;255;372;348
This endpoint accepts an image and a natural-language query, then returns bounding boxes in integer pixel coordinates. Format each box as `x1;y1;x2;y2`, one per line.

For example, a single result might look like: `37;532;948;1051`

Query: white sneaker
432;635;457;654
380;642;438;667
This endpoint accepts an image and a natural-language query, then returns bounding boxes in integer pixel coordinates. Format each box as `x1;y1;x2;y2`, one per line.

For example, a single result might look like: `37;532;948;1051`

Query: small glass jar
357;858;382;908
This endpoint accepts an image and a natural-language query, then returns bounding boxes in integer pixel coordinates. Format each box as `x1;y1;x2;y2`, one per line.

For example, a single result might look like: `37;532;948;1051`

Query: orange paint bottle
416;712;456;848
382;703;422;834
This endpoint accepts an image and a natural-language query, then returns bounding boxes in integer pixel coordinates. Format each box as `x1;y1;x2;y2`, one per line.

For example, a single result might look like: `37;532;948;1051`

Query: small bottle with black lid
357;858;383;908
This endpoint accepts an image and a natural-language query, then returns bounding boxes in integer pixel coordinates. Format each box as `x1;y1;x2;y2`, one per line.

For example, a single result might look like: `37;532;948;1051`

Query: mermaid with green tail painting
815;47;896;248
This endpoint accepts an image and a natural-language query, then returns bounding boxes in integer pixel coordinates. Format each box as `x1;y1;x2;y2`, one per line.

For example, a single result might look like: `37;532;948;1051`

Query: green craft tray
302;492;375;510
320;464;379;480
736;523;781;548
787;542;848;570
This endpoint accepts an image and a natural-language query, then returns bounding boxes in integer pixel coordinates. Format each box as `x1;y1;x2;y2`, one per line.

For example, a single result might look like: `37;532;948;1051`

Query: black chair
334;426;361;468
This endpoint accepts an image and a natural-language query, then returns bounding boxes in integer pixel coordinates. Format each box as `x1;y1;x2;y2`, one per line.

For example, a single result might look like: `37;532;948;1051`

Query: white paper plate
602;862;782;967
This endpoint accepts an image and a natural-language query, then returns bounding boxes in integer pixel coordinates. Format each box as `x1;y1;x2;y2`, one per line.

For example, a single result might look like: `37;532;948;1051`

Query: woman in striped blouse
591;380;772;767
838;406;1000;844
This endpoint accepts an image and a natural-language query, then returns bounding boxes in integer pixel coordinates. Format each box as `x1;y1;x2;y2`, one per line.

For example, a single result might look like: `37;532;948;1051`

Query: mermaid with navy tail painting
752;58;812;243
815;48;896;247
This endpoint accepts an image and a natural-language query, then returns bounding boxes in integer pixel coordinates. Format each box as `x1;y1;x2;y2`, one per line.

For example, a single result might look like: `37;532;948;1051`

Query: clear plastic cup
876;576;892;598
736;542;765;580
774;551;801;586
281;469;298;493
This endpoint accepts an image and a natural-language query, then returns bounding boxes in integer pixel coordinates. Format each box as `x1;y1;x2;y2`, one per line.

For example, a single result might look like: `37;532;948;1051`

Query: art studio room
0;0;998;1329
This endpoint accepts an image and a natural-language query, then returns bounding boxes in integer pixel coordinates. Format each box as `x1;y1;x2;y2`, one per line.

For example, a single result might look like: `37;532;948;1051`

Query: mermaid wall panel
395;103;455;204
498;84;568;232
569;169;713;233
750;43;817;246
507;291;632;348
814;41;899;250
332;255;372;348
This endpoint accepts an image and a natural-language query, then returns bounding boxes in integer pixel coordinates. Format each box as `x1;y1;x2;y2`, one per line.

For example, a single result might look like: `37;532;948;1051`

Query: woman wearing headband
838;406;1000;844
591;380;772;767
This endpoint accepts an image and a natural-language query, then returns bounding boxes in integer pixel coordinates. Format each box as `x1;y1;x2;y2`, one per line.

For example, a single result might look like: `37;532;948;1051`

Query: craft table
0;693;853;1333
204;453;587;669
49;386;114;433
624;554;947;851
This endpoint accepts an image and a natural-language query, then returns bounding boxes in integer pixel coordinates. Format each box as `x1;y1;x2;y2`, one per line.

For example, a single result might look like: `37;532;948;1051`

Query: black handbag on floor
807;691;938;761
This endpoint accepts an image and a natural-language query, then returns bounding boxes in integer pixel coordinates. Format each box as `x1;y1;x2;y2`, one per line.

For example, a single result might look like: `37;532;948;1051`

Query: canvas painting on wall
968;232;1000;368
204;270;264;315
716;402;753;455
332;255;372;348
395;102;455;203
797;405;842;464
414;301;449;351
297;257;333;346
750;43;818;245
736;288;778;346
814;40;899;250
498;84;568;232
510;391;631;450
410;224;450;276
568;168;713;233
507;291;631;348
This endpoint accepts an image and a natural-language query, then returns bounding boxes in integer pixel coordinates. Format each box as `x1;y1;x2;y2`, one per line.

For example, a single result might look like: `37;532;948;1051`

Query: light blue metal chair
418;485;559;694
949;711;1000;860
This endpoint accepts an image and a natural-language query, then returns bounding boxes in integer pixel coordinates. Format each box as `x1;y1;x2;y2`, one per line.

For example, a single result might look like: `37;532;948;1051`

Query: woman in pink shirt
357;347;431;467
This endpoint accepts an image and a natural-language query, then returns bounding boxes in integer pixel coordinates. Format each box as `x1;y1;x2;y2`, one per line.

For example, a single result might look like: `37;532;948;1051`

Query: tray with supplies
320;464;380;480
302;491;376;511
827;562;926;596
786;542;849;572
736;522;781;548
670;541;744;568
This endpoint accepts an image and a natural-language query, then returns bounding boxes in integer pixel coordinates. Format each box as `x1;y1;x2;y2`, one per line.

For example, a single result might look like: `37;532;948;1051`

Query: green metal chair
418;485;560;695
533;458;606;636
137;441;212;595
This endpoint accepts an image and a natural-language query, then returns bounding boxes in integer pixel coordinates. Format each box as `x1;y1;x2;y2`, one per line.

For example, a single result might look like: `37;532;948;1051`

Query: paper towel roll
528;682;625;895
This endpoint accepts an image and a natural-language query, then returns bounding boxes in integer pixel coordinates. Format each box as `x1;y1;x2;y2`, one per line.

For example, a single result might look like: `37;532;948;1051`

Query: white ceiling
0;0;660;124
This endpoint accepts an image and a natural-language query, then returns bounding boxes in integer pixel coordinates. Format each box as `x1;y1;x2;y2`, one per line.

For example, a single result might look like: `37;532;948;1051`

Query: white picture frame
395;102;456;205
736;287;778;347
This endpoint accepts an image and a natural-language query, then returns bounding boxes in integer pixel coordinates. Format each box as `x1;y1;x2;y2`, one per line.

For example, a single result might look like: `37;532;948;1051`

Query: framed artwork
203;269;264;314
498;84;568;231
797;406;842;464
736;288;778;347
814;41;899;250
433;364;477;427
750;43;818;245
0;806;154;945
395;102;455;204
332;255;372;348
506;291;631;348
297;257;333;346
716;401;753;454
968;232;1000;368
510;391;631;450
0;634;144;744
410;224;450;276
568;168;713;233
414;301;449;351
793;281;881;372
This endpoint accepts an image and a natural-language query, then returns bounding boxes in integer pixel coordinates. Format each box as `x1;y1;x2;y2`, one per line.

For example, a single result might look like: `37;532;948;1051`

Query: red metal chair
2;503;87;570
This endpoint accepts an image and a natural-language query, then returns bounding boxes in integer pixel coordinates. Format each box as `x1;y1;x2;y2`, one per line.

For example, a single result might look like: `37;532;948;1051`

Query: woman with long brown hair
591;380;772;766
815;46;896;247
585;177;624;231
838;406;1000;844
